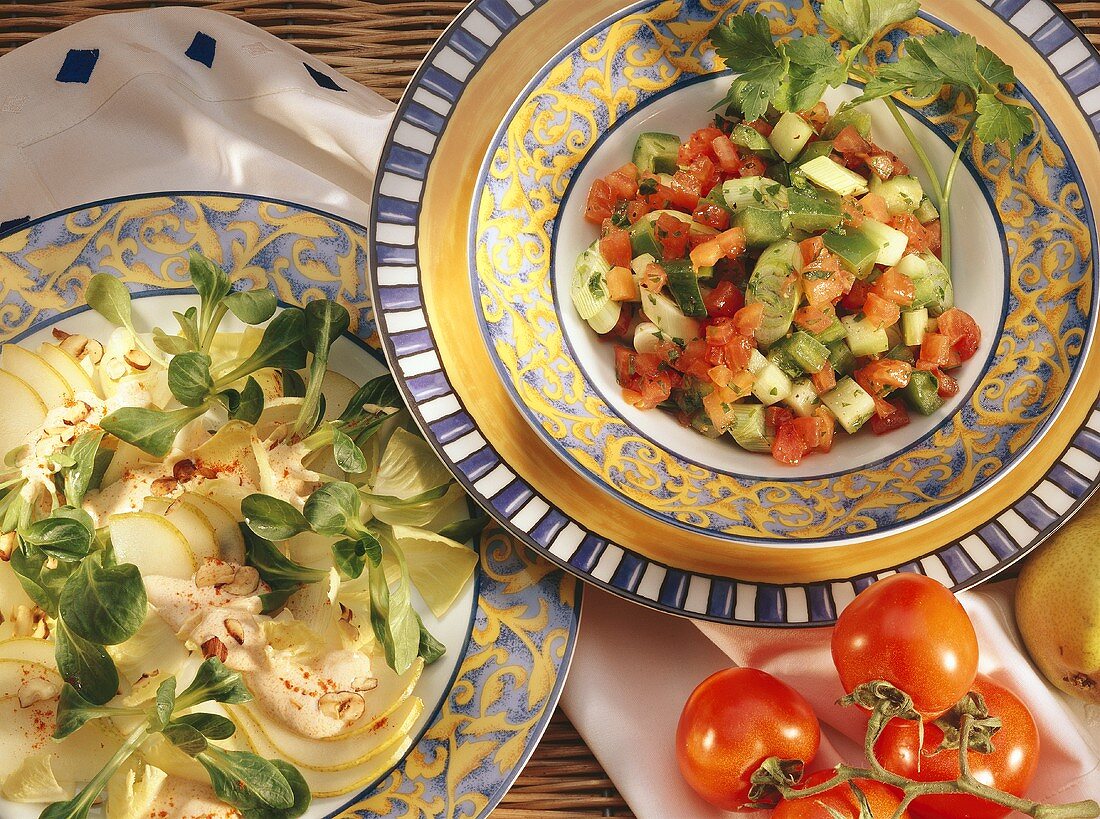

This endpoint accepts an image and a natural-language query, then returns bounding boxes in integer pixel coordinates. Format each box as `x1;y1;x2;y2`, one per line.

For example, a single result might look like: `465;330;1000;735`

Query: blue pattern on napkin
185;31;216;67
56;49;99;83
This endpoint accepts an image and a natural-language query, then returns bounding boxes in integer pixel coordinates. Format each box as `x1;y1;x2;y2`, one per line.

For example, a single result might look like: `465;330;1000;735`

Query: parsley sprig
710;0;1034;272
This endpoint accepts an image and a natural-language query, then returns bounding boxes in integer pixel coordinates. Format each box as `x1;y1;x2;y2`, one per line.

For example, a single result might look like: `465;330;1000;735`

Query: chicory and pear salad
572;2;1031;466
0;255;482;818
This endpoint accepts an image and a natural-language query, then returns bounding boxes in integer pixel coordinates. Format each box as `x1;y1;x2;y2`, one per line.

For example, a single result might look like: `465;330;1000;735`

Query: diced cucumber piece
811;315;848;346
570;241;612;321
823;229;879;278
787;186;844;233
747;348;769;374
897;252;953;315
769;332;830;377
841;315;890;357
629;216;663;259
902;370;944;416
767;340;804;379
795;140;834;167
822;108;872;140
633;132;681;176
886;343;915;364
768;112;815;163
746;240;803;347
690;409;726;439
800;156;869;197
827;339;858;375
902;308;929;347
728;404;772;453
858;218;910;267
767;161;793;187
705;183;735;215
732;207;791;249
722;177;785;211
914;196;940;224
784;378;820;417
730;123;779;160
675;375;713;415
663;259;707;318
752;360;794;406
587;298;622;334
821;377;876;434
869;175;924;215
640;289;700;343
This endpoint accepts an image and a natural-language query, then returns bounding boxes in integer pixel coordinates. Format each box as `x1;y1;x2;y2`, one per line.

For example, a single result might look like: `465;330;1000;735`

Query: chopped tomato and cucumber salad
570;104;981;466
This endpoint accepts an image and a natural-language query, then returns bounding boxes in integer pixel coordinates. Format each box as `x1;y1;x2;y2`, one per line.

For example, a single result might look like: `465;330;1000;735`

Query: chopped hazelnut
201;636;228;662
319;691;365;723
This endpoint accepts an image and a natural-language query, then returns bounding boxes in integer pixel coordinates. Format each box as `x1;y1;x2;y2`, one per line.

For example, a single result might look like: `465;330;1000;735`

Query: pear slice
143;497;219;561
179;492;245;563
192;421;261;488
0;636;56;667
189;477;250;520
38;343;100;398
1;345;72;410
0;369;47;456
320;369;360;422
0;559;35;618
231;694;422;771
109;512;196;580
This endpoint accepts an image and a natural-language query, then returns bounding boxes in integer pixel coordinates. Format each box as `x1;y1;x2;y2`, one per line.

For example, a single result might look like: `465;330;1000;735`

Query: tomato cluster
675;574;1041;817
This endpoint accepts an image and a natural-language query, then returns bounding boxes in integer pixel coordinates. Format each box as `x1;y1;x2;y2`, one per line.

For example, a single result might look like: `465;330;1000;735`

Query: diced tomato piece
734;302;765;336
723;335;753;371
584;179;614;225
859;192;890;223
706;320;736;346
691;227;747;269
920;333;951;367
654;213;690;259
640;262;667;293
711;135;742;173
705;344;726;366
865;152;897;181
622;386;644;405
679;126;724;166
863;292;901;329
794;304;837;335
631;372;674;410
693;201;730;231
654;339;681;366
599;229;633;268
791;416;824;448
702;387;743;431
703;280;745;318
623;199;649;225
936;367;960;398
870;401;911;434
813;407;835;452
860;358;913;390
890;213;929;253
804;102;831;131
685;156;718;197
841;197;865;229
607;266;635;302
871;267;916;306
606;165;640;201
944;348;962;370
727;369;755;399
924;220;942;257
802;252;847;307
833;126;871;156
708;364;734;388
738;154;767;178
668;179;701;210
937;308;981;361
633;352;661;378
614;345;637;386
840;280;869;311
766;406;795;433
746;119;773;138
772;420;810;465
811;365;836;394
799;236;825;266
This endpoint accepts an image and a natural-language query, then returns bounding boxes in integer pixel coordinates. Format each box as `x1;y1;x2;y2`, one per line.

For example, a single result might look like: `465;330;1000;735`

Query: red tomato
599;229;633;268
655;213;690;259
773;420;810;465
811;365;836;395
676;668;821;812
891;213;930;253
680;125;723;165
863;292;901;329
772;771;910;819
766;406;795;432
739;154;767;177
871;267;916;306
870;400;911;434
734;302;765;336
937;308;981;361
704;280;745;318
794;305;837;335
833;126;871;155
799;236;825;266
745;118;773;137
859;192;890;223
840;280;869;312
711;134;742;173
605;164;639;200
584;179;614;224
832;574;979;719
920;333;951;367
813;407;835;453
876;675;1039;819
693;201;731;231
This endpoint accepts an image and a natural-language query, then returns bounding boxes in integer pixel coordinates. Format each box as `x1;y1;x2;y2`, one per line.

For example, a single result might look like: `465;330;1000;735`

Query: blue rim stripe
367;0;1100;628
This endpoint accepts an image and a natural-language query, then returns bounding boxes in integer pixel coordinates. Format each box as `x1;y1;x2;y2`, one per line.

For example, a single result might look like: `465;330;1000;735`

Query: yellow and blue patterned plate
370;0;1100;624
0;193;581;819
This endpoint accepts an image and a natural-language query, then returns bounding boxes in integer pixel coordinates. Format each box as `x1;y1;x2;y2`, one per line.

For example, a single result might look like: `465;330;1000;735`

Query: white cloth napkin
2;9;1098;818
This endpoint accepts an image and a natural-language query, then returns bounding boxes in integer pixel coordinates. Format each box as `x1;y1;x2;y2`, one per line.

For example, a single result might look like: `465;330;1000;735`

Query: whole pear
1015;497;1100;703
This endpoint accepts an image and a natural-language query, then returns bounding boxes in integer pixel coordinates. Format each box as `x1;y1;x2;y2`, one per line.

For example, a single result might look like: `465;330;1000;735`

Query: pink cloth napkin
561;581;1100;817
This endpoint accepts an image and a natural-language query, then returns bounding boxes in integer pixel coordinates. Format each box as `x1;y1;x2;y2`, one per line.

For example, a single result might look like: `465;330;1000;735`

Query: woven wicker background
0;1;1095;816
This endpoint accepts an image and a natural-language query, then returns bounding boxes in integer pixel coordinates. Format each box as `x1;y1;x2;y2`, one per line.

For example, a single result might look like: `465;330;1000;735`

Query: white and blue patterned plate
370;0;1100;624
0;194;581;818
